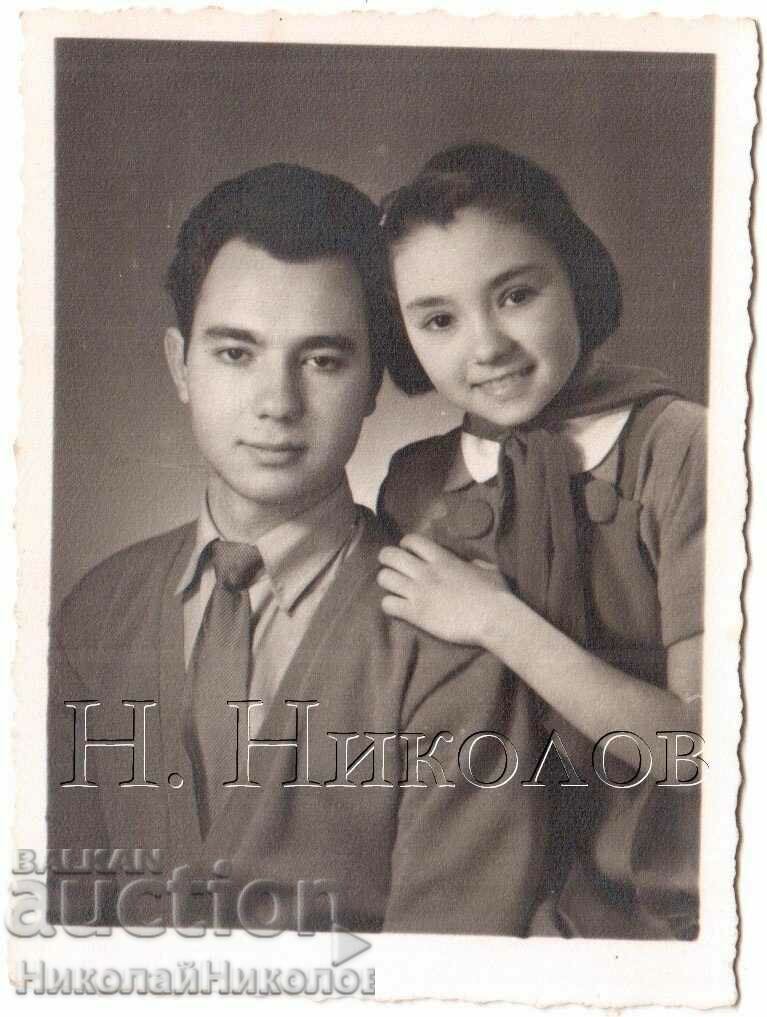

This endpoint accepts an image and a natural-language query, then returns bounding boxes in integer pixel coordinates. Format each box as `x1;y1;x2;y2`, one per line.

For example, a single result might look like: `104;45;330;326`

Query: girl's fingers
377;567;413;598
398;532;444;562
378;545;424;577
380;594;415;621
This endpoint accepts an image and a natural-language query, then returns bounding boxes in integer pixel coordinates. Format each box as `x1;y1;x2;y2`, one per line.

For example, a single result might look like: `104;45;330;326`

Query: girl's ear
164;327;190;404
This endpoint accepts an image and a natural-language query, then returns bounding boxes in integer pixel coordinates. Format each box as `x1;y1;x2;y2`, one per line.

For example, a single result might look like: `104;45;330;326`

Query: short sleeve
635;401;706;647
375;430;461;538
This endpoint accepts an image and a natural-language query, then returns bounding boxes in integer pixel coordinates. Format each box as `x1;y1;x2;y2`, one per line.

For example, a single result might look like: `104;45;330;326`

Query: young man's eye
501;287;535;307
217;347;251;364
423;312;454;331
305;354;343;372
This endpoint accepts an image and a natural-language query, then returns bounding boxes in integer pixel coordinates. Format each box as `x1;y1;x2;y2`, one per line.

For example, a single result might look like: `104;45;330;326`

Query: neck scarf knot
473;353;680;645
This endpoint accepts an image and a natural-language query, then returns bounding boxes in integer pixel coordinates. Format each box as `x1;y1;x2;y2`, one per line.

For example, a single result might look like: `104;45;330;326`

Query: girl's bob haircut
381;143;623;396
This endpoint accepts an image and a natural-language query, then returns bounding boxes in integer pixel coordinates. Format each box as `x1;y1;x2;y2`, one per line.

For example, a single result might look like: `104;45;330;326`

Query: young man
48;164;544;936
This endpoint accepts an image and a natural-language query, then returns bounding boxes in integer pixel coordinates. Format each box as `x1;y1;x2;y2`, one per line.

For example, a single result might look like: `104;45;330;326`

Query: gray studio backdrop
53;39;713;606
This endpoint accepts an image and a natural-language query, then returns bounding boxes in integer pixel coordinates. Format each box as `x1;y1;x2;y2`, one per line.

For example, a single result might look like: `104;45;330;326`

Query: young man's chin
227;470;342;513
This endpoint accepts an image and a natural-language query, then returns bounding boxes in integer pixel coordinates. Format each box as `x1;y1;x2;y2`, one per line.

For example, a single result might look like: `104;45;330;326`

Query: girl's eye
501;287;535;307
423;312;454;331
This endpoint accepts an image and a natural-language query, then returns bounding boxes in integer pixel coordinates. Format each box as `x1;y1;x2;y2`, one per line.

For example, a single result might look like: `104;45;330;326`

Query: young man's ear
364;366;383;418
364;384;379;419
164;327;190;404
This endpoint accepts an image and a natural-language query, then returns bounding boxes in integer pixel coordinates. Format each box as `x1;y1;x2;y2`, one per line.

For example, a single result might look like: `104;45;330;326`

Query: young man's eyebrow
404;295;452;311
203;326;261;344
298;334;358;352
201;327;357;351
404;264;547;311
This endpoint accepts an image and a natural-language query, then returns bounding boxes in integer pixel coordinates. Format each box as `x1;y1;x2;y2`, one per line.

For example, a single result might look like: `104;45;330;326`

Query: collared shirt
176;480;362;727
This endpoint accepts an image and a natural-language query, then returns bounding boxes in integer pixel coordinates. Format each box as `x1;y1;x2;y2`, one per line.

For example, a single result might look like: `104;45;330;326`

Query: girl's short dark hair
166;163;397;392
380;143;622;395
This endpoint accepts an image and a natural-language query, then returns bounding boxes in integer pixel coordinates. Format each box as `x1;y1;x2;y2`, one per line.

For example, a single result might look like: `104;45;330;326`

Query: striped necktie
186;540;262;837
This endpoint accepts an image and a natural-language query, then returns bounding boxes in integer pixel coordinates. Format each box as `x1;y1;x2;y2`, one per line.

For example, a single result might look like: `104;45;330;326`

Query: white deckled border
12;8;756;1008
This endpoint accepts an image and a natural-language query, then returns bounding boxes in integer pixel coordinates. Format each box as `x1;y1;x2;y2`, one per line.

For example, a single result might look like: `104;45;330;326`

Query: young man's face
165;238;376;531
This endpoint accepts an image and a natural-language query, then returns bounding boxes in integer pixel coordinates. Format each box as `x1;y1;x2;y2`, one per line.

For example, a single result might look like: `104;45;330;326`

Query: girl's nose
471;317;515;364
256;362;303;421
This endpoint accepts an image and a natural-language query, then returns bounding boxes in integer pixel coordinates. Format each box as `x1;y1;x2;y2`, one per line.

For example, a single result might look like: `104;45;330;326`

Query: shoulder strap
617;395;678;500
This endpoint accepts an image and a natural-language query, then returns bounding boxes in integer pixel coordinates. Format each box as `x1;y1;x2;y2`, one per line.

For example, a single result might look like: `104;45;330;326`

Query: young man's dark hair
165;163;395;390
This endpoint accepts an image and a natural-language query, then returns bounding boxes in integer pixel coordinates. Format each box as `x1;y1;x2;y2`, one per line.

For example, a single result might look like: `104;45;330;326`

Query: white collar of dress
459;407;633;484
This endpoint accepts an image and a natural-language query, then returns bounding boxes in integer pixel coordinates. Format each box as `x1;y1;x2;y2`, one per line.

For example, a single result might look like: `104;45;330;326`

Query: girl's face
391;207;582;430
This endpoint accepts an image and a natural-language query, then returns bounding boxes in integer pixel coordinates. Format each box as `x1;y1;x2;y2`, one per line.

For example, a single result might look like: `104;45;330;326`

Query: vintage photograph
14;9;753;1007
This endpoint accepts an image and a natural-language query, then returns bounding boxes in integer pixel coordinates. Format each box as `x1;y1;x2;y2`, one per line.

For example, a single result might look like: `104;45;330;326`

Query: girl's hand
377;533;510;646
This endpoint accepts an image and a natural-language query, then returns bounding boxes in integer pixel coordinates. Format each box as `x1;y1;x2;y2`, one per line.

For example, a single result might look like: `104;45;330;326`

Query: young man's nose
255;362;303;421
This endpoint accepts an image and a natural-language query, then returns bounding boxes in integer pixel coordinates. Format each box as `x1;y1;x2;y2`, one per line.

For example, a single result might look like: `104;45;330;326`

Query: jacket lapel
158;525;206;868
198;511;384;868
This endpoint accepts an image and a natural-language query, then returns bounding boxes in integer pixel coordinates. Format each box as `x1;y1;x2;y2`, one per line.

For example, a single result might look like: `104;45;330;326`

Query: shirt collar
175;479;357;613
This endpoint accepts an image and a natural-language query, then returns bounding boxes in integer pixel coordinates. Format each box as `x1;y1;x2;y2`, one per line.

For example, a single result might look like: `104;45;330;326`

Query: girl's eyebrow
489;263;546;289
404;263;547;311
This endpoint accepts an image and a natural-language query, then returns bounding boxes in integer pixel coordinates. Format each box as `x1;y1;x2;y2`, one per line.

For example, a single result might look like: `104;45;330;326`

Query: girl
376;143;704;940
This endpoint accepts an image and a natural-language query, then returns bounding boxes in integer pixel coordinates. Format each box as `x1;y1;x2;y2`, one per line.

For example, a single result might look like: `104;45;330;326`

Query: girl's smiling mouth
472;362;536;397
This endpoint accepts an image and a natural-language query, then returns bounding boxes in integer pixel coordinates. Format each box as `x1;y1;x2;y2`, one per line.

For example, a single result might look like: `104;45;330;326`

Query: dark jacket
48;509;546;935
